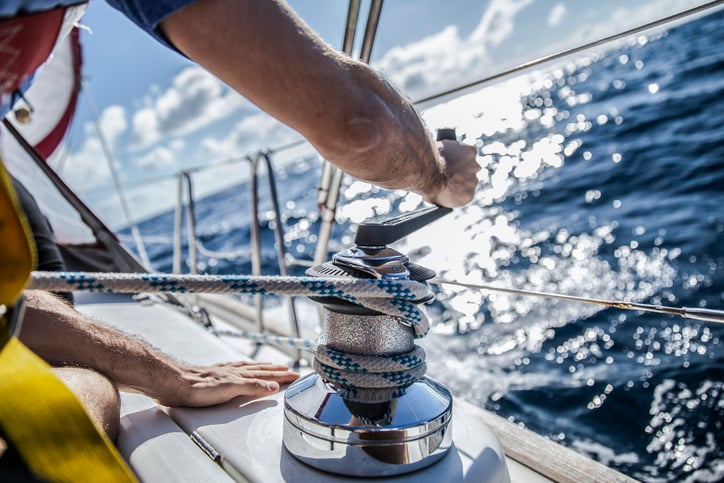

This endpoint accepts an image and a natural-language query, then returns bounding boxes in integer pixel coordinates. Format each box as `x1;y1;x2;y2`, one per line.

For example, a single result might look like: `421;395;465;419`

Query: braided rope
29;271;431;337
313;359;427;389
313;344;427;402
314;345;426;373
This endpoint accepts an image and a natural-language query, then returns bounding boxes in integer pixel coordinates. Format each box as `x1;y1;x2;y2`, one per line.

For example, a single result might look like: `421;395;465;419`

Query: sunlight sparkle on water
343;180;373;200
397;192;424;212
339;198;391;223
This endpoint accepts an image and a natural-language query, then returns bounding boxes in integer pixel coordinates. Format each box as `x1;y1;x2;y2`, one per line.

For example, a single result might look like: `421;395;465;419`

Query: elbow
320;110;402;185
317;101;396;164
341;107;393;158
310;63;403;169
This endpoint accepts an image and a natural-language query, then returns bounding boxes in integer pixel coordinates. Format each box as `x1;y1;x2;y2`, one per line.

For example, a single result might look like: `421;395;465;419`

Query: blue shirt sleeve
105;0;198;49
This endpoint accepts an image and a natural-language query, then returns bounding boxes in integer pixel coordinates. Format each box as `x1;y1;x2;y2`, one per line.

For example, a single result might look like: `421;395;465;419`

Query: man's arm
18;290;299;407
159;0;479;208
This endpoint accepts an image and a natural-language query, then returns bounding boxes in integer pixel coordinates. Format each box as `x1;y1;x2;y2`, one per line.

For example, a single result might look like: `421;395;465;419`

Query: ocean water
125;10;723;482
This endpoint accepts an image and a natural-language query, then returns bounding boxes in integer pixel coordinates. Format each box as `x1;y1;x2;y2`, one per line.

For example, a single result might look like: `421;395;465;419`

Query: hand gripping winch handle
353;129;456;247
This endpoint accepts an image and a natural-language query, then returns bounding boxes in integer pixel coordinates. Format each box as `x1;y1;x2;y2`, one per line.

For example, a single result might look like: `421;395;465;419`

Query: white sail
8;27;82;159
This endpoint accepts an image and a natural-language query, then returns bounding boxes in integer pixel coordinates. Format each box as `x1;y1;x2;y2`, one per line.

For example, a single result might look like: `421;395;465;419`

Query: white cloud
548;3;566;27
168;138;186;152
62;136;113;191
98;104;127;148
469;0;534;46
131;109;158;146
375;25;473;95
59;104;127;191
373;0;533;99
134;144;178;169
131;66;249;148
370;0;702;102
200;112;299;159
132;137;187;170
90;176;180;229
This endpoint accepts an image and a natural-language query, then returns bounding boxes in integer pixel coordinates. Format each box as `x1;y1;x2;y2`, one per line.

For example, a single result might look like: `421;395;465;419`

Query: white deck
77;293;629;482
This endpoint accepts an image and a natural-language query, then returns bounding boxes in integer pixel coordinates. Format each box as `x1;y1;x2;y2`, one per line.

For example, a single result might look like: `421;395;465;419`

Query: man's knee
53;367;121;442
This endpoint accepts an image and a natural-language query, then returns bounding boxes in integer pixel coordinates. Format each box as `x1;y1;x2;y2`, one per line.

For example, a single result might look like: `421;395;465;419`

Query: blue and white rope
313;360;425;389
29;271;432;337
313;344;427;402
314;344;426;373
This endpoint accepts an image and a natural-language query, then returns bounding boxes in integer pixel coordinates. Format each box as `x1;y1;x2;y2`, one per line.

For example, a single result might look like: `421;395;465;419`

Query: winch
282;205;455;477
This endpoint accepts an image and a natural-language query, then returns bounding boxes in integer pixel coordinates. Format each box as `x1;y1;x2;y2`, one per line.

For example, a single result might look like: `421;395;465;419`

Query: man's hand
425;140;480;208
145;361;300;407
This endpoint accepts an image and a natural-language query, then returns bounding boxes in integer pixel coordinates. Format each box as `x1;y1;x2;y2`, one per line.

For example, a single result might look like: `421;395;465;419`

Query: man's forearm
19;290;182;396
160;0;448;200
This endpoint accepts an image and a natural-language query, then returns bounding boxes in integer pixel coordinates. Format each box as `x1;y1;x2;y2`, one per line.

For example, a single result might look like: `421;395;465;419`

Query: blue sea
123;10;723;482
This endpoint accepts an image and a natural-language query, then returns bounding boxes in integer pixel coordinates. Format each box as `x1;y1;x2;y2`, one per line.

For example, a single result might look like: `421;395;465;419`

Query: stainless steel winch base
283;373;453;477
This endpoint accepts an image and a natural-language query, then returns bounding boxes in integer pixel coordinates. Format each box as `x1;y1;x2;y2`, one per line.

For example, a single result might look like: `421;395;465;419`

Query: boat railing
171;150;303;361
173;171;198;275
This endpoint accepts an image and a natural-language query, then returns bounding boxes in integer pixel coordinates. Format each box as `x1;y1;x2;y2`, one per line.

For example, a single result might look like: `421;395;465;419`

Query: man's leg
0;367;120;476
53;367;121;442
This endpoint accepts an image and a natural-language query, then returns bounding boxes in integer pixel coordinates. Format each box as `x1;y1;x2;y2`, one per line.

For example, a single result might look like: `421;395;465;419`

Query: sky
12;0;711;228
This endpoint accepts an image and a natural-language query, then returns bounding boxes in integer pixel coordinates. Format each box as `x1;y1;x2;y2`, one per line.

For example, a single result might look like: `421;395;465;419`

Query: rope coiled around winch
29;271;432;338
313;344;427;403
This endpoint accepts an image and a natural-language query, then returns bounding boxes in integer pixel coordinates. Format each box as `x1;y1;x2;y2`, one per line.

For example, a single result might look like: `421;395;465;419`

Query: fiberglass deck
77;292;632;483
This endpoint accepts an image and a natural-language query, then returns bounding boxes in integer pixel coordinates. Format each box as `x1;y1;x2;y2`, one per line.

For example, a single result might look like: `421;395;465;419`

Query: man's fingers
213;361;294;371
164;361;301;407
428;140;480;207
233;369;300;383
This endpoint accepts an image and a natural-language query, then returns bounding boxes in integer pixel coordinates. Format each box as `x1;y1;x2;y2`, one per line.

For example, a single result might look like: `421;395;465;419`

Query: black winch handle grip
354;205;452;246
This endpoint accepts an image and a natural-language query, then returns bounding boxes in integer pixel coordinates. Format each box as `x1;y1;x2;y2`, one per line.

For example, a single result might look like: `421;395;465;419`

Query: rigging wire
430;278;724;325
81;79;151;267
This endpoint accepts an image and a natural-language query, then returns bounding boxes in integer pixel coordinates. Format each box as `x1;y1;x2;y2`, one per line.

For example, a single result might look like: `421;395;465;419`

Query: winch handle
353;129;457;247
354;205;452;246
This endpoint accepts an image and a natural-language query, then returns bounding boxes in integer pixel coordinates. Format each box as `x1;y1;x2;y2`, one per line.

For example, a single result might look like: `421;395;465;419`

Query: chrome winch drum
282;205;456;476
282;311;453;477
